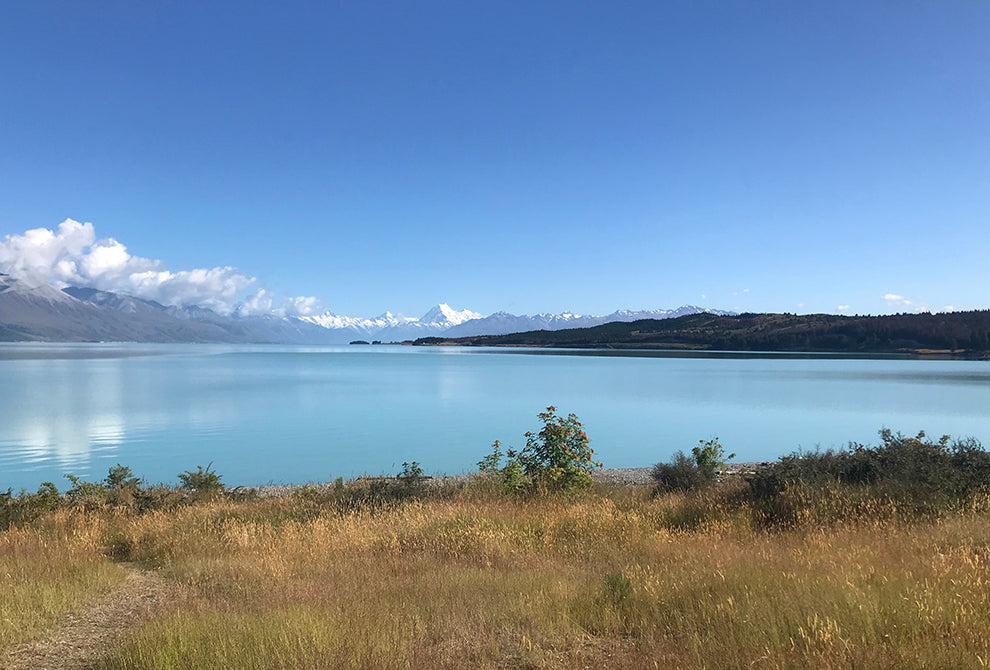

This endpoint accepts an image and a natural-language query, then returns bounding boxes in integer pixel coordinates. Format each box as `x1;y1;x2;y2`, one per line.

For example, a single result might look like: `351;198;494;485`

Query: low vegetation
652;437;734;492
478;406;603;493
4;416;990;668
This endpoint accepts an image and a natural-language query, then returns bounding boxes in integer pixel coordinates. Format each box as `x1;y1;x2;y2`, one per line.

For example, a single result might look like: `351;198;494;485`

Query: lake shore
239;462;774;497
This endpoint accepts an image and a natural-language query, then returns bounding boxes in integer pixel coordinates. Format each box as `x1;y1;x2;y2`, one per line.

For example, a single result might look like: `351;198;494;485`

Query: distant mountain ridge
298;303;484;342
0;273;736;344
415;311;990;358
442;305;734;337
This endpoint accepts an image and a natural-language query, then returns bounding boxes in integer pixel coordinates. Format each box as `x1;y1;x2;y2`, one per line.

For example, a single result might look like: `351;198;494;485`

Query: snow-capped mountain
300;311;414;331
419;304;482;327
296;304;732;342
0;277;736;344
441;305;735;338
298;303;483;342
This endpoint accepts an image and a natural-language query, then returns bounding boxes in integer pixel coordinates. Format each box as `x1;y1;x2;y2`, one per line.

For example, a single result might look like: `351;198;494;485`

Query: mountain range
0;273;734;344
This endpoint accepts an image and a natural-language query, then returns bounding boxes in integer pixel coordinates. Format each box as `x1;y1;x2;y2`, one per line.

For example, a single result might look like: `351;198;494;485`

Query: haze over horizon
2;3;987;319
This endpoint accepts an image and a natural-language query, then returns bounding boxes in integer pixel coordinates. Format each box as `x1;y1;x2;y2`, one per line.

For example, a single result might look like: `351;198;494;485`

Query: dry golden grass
0;509;127;650
5;485;990;668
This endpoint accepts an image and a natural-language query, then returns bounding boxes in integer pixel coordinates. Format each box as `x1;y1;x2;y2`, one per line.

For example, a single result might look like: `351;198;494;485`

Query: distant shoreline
412;311;990;360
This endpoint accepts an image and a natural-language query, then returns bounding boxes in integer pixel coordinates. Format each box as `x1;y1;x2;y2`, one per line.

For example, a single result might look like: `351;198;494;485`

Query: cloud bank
883;292;928;313
0;219;320;316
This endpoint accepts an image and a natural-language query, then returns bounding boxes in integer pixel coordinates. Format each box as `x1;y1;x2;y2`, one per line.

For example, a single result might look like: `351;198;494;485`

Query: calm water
2;343;989;491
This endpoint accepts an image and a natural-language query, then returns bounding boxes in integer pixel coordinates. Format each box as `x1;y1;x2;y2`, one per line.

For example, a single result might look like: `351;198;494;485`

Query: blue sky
1;1;987;318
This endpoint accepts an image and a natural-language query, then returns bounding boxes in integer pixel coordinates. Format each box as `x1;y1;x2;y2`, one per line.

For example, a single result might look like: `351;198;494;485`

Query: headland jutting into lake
413;310;990;359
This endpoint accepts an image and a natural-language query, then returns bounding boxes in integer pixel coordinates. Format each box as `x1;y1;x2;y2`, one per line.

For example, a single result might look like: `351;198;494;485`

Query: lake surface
2;343;989;491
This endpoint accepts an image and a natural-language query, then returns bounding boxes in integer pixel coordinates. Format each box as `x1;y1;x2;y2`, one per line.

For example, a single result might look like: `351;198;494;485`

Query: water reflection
1;357;127;482
2;344;989;491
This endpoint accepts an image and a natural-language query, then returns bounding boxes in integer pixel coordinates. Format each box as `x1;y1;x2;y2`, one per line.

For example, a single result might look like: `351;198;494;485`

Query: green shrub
104;464;140;489
64;474;106;498
33;481;62;510
692;437;735;479
177;463;224;492
399;461;424;485
0;482;64;529
519;406;602;492
652;451;710;492
481;407;602;494
475;440;526;493
653;438;734;492
132;485;188;513
398;461;427;497
477;440;504;476
747;430;990;527
766;430;990;494
602;572;632;605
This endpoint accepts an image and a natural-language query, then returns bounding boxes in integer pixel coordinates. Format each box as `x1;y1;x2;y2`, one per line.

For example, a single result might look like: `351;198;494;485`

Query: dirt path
1;564;182;670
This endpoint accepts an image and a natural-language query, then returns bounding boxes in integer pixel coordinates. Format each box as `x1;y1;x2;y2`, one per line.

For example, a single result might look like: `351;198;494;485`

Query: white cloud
742;288;750;293
837;305;850;312
0;219;95;281
0;219;316;317
278;296;323;317
239;289;274;316
942;305;956;313
883;292;927;313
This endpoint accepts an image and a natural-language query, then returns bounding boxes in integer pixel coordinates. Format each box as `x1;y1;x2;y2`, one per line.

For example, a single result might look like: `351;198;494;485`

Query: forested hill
413;311;990;357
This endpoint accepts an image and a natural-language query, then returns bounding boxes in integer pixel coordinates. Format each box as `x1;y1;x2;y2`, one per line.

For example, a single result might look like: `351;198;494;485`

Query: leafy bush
692;437;735;479
33;481;61;510
398;461;427;497
748;430;990;527
64;474;106;498
652;451;710;491
519;406;602;491
476;440;525;493
602;572;632;605
767;430;990;493
399;461;424;485
482;407;602;493
177;463;224;492
0;462;251;526
477;440;504;476
104;464;140;489
0;482;63;529
653;438;734;492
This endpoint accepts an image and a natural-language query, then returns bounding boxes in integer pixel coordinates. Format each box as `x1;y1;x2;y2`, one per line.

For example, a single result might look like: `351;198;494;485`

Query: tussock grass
5;484;990;668
0;509;127;650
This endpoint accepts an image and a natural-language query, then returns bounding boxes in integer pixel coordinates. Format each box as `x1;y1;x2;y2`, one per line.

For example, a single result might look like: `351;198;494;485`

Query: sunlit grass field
4;480;990;669
0;509;127;650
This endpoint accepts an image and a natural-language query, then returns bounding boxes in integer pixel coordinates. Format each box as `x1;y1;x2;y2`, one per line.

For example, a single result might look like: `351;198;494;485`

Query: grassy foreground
4;479;990;669
0;509;127;651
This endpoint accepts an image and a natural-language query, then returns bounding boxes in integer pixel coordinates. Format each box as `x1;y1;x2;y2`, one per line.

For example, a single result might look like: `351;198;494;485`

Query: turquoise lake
2;343;989;491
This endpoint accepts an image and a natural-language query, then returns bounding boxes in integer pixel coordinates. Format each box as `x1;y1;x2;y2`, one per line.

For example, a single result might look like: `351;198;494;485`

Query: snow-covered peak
371;311;417;327
299;312;378;330
300;309;419;331
419;303;482;326
0;274;77;305
298;303;735;340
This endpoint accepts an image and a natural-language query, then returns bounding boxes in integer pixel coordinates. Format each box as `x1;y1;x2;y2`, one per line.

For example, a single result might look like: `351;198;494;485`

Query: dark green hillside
415;311;990;357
